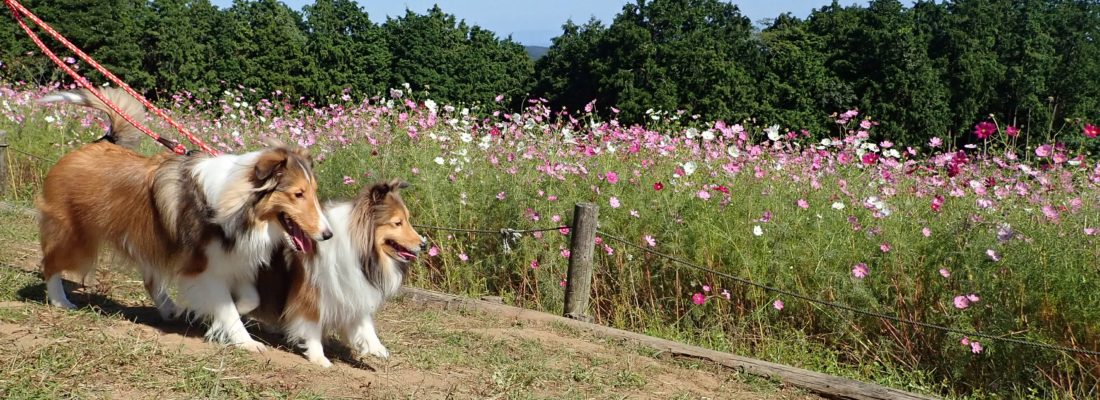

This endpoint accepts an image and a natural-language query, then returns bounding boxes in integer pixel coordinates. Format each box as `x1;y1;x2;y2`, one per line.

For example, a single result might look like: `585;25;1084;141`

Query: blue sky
210;1;872;46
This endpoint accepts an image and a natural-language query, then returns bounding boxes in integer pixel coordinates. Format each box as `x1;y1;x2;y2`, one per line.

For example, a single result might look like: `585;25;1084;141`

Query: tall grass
2;82;1099;398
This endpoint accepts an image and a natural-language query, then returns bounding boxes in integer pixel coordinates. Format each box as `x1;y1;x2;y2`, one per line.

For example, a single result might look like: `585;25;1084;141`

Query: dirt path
0;209;814;399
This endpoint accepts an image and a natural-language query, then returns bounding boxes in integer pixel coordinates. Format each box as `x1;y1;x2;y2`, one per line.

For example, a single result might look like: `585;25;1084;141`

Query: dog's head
353;179;424;264
252;143;332;253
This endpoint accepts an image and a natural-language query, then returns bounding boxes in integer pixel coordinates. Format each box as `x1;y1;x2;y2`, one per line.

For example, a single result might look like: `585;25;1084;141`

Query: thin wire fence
409;216;1100;358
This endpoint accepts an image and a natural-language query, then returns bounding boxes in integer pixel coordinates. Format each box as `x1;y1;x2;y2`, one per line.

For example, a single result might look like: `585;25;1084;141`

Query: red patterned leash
4;0;219;156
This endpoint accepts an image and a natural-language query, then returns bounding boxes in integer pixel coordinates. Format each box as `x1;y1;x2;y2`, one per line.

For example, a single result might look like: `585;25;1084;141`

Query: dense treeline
1;0;1098;144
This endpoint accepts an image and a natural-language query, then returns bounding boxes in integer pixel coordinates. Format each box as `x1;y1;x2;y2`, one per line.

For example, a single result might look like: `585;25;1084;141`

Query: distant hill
524;45;550;60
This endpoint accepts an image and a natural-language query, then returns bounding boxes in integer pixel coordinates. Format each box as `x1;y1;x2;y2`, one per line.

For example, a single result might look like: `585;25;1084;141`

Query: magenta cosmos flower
973;121;996;139
1085;124;1099;139
691;292;706;305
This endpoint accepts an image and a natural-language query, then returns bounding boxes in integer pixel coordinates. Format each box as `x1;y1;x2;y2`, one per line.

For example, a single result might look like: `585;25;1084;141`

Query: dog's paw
309;355;334;368
157;302;181;321
236;340;267;353
356;342;389;359
49;298;77;310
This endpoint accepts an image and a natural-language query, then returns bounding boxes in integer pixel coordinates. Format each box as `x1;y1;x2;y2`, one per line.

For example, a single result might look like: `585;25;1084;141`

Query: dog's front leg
346;314;388;359
288;318;332;367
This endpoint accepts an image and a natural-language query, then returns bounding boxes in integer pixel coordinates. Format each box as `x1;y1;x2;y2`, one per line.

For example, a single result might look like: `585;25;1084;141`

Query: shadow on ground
12;269;375;370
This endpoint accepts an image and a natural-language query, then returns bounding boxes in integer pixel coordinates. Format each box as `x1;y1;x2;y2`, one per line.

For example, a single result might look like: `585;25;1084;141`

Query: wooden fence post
0;130;8;197
564;202;598;321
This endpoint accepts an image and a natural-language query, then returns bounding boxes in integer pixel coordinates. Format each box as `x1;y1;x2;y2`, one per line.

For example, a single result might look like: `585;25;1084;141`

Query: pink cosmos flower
496;191;507;200
970;341;983;354
773;299;785;311
1005;126;1020;137
697;190;711;200
931;195;945;212
986;249;1000;261
797;199;809;209
609;197;621;209
342;175;356;185
605;171;619;184
939;268;951;278
852;263;869;279
691;293;706;305
721;290;731;300
1085;228;1096;236
1035;144;1053;158
458;253;469;262
966;293;980;303
922;227;932;237
654;182;664;191
644;235;656;247
953;295;970;309
1085;124;1099;139
880;243;891;253
560;248;571;258
559;279;567;287
929;137;943;148
702;285;711;293
1041;205;1059;221
428;246;440;257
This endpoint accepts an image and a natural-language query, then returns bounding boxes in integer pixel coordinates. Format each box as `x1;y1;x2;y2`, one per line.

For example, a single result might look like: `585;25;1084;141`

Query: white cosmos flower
766;124;781;141
682;161;697;176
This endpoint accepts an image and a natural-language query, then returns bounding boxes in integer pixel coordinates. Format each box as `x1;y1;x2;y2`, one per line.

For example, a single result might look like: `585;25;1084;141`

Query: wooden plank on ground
400;287;938;400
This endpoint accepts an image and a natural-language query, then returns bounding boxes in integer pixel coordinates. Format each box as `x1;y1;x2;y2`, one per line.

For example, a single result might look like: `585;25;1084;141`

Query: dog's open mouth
386;240;418;262
279;212;314;253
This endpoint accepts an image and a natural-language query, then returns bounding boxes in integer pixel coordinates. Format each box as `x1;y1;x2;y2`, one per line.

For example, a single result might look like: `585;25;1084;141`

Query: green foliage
0;0;1098;145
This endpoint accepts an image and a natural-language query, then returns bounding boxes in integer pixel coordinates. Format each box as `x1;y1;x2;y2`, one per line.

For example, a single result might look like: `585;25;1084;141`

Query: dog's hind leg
141;267;179;321
39;212;97;310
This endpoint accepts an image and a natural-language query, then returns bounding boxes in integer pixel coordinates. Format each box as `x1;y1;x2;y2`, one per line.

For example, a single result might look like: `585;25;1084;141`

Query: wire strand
414;224;569;235
597;230;1100;357
6;146;56;163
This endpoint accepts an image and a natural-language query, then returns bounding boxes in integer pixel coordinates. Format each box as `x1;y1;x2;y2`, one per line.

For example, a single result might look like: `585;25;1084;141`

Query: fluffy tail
38;88;147;150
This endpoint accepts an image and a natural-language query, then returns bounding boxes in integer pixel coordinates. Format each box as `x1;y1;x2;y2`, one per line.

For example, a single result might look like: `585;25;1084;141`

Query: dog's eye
394;221;403;227
295;191;305;199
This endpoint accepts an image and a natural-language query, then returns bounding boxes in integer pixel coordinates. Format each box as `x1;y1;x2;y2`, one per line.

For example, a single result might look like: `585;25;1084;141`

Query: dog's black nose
420;236;428;247
321;230;333;241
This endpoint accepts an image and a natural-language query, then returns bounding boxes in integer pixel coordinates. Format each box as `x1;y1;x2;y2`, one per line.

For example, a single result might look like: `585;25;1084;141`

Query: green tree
143;0;224;97
383;5;533;103
532;18;607;113
303;0;391;100
758;13;853;134
222;0;313;98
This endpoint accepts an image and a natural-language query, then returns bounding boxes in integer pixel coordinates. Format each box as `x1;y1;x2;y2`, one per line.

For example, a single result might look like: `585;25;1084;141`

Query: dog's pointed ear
389;179;410;191
254;148;289;182
369;181;392;203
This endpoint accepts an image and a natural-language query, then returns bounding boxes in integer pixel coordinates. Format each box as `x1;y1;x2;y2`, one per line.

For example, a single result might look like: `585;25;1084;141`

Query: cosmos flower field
3;82;1099;397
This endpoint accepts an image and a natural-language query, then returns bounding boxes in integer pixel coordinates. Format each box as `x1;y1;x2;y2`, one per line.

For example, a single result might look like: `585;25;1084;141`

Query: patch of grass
0;307;322;400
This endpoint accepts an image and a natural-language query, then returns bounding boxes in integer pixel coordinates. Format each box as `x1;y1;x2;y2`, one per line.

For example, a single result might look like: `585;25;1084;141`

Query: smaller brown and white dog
248;179;425;367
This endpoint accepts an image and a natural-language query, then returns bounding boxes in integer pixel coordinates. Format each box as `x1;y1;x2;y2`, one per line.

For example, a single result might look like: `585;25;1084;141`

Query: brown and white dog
36;88;332;351
248;180;424;367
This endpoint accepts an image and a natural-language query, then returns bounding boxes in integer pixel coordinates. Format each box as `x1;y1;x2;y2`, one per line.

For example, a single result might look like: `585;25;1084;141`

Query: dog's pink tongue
399;250;416;260
291;231;314;254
